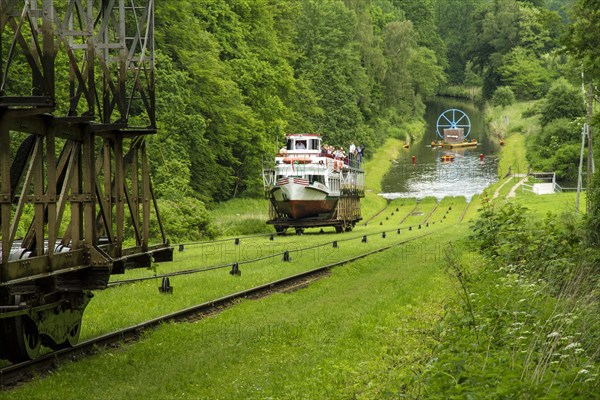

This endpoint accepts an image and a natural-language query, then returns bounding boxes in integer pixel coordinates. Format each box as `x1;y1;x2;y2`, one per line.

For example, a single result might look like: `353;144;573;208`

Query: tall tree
563;0;600;80
466;0;562;98
293;0;369;146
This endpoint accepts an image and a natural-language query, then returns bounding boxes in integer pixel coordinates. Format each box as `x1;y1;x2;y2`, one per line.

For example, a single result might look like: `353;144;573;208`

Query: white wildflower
547;331;561;339
564;342;580;350
577;369;589;375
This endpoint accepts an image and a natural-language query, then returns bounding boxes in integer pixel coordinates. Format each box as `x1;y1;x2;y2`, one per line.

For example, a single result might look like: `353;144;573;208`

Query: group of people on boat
321;142;364;168
278;136;364;169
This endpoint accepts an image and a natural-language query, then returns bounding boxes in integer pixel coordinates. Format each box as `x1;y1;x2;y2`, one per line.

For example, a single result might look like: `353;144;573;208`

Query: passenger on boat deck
348;142;356;156
279;146;287;155
357;144;364;163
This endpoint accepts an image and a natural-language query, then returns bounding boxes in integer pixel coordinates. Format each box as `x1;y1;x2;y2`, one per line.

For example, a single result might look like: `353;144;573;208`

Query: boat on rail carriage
262;134;364;234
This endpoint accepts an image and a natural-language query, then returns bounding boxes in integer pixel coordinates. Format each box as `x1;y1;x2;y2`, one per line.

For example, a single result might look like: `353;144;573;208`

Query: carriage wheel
3;296;41;362
52;317;82;350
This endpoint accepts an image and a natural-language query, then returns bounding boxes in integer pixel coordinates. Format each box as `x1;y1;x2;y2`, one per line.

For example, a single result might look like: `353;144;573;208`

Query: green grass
487;100;541;178
497;133;527;178
72;199;467;343
8;105;579;398
363;137;403;193
426;196;467;225
512;191;586;216
8;227;465;400
208;198;272;236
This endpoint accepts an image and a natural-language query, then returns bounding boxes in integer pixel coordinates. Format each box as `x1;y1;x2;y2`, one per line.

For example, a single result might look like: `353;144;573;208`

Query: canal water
380;97;499;201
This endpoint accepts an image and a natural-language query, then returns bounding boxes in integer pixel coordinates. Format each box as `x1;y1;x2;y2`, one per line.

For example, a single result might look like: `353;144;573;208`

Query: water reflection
381;98;499;201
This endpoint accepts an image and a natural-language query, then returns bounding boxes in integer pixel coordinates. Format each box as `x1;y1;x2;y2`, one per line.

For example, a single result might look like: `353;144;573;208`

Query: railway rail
0;228;442;389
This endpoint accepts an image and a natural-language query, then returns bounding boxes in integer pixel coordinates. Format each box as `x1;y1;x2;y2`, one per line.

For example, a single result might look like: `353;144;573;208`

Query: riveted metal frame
0;1;169;291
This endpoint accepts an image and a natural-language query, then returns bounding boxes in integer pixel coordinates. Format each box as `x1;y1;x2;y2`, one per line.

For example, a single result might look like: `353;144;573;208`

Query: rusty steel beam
1;0;155;127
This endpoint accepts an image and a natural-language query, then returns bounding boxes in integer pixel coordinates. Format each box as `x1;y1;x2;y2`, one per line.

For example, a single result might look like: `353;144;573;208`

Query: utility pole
586;83;595;214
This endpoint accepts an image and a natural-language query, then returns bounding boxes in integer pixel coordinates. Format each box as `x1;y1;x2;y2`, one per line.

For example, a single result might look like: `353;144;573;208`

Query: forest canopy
146;0;597;204
149;0;450;202
3;0;597;210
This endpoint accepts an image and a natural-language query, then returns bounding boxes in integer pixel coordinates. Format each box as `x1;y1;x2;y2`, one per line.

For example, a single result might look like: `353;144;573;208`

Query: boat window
310;139;320;150
295;140;307;150
309;175;325;184
286;139;293;150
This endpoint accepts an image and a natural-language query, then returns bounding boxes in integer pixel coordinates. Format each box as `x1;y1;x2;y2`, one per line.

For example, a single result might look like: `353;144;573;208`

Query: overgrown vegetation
526;78;587;181
421;196;600;398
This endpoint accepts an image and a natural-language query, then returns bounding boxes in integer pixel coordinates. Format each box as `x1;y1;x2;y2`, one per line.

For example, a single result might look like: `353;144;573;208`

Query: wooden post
47;130;57;260
115;137;124;257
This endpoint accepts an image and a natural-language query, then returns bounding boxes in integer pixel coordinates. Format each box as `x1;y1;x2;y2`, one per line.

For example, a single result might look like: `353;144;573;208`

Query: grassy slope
209;198;271;236
6;136;461;399
9;227;462;400
484;100;587;215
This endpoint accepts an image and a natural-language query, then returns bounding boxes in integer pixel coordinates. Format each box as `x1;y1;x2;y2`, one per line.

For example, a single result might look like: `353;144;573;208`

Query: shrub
549;143;583;182
540;118;581;149
422;202;600;398
521;102;541;118
152;197;217;243
586;171;600;246
540;78;585;127
491;86;515;108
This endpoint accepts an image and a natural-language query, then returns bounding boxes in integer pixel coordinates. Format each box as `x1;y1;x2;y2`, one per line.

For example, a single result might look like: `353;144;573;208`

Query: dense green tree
539;118;582;152
498;47;550;98
393;0;446;69
586;169;600;245
466;0;562;97
381;20;415;115
563;0;600;80
408;46;446;102
548;143;582;181
344;0;387;121
539;78;586;126
293;0;370;147
434;0;485;84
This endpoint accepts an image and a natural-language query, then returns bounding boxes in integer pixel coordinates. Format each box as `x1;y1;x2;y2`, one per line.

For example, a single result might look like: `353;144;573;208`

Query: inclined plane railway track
107;201;455;287
1;231;438;389
0;200;467;389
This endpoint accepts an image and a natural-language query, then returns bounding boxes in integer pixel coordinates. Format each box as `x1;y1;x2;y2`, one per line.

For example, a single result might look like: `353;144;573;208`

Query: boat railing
329;176;340;193
261;168;276;195
340;168;365;196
